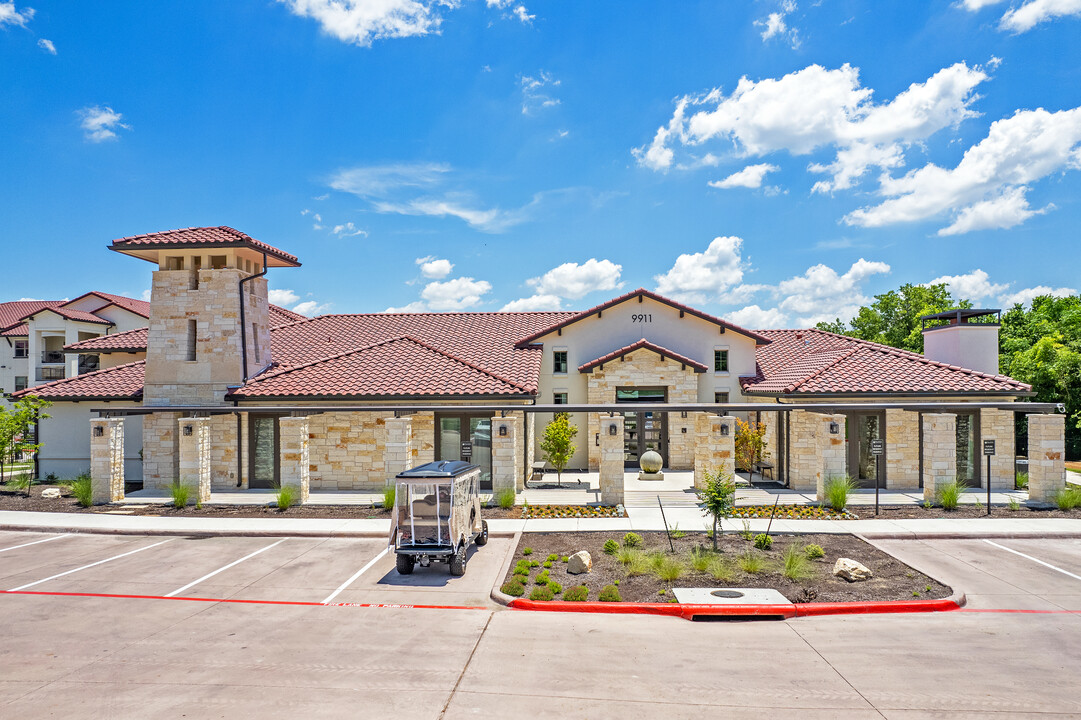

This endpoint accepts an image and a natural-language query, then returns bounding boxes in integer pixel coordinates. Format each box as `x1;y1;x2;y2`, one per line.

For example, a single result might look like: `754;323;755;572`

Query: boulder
833;557;873;582
41;488;62;499
567;550;592;575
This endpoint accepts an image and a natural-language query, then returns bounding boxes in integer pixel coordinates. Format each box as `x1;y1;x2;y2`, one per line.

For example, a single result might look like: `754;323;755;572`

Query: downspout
235;400;243;488
238;252;269;383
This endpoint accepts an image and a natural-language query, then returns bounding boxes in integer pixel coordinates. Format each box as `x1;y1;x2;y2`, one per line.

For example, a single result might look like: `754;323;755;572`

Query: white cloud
500;294;564;311
927;269;1009;302
329;162;449;197
513;5;533;23
755;1;800;49
708;163;779;189
140;289;152;302
78;105;131;143
268;289;301;306
331;221;367;237
527;258;622;299
487;0;534;24
845;107;1081;234
962;0;1006;9
267;288;330;315
726;304;789;329
0;2;33;27
1002;0;1081;31
420;277;492;311
634;61;989;194
521;71;560;114
276;0;451;47
654;236;747;304
416;255;454;279
384;301;429;313
999;285;1078;307
37;38;55;54
291;300;332;316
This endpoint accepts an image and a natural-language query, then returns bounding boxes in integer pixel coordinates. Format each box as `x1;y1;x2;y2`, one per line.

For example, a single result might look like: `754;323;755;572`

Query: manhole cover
710;590;745;599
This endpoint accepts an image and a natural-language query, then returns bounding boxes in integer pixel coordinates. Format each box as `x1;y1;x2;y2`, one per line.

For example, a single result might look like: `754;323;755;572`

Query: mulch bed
855;504;1081;519
502;531;952;604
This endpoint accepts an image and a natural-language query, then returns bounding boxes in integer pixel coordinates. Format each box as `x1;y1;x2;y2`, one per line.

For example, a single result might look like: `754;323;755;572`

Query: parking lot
2;530;1081;718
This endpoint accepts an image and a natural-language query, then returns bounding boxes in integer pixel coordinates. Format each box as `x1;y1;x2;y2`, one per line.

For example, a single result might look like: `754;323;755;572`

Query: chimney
920;308;1001;375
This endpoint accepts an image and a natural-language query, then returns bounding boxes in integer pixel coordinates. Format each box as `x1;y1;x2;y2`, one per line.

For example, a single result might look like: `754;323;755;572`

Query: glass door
435;414;493;490
616;387;668;468
956;413;978;487
249;414;279;489
846;412;883;488
469;418;492;490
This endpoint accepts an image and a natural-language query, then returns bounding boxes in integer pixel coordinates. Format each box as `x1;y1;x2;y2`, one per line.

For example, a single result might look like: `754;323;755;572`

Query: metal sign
460;441;472;459
983;439;996;456
870;439;885;456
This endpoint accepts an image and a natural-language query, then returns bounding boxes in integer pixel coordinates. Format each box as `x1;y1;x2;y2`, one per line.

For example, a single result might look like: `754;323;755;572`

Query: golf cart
389;460;489;576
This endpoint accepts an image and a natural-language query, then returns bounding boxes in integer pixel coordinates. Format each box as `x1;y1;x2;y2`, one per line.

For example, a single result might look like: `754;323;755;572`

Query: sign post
870;439;885;515
983;439;996;516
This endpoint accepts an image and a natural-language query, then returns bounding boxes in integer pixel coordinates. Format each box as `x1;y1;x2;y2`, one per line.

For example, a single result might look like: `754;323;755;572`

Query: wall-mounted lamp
595;433;600;447
719;424;729;437
499;424;507;437
608;423;618;436
680;411;688;419
829;421;840;435
183;425;193;436
93;426;104;437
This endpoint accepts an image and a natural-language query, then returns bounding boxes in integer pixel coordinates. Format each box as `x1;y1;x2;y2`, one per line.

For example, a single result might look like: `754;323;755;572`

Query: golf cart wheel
449;545;467;576
396;553;415;575
475;520;489;546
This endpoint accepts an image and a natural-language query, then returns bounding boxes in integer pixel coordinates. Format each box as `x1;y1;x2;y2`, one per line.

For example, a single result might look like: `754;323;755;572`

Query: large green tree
818;283;969;353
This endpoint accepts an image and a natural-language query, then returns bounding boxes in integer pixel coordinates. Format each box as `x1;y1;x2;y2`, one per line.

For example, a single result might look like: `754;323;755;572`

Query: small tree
0;396;51;493
696;468;736;551
539;412;578;486
734;418;769;477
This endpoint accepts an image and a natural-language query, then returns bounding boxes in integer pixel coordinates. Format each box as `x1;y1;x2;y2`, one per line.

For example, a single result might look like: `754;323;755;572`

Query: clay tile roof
26;306;114;325
12;361;144;401
268;304;307;325
578;338;708;373
110;226;300;267
61;291;151;318
742;329;1031;396
64;327;149;353
0;300;65;336
230;336;532;399
517;288;773;346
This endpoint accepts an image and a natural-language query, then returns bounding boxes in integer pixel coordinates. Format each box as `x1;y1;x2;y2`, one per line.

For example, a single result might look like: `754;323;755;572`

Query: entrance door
846;413;884;489
436;414;493;490
249;414;280;489
956;412;979;488
616;387;667;468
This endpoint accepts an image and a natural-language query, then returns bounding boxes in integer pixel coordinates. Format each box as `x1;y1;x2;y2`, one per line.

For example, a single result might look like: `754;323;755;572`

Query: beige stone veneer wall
585;352;699;470
885;409;920;489
980;408;1016;490
1027;414;1066;503
90;418;125;504
306;412;388;490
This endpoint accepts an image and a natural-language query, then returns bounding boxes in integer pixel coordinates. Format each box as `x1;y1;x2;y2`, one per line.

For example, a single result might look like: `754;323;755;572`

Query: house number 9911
631;314;652;322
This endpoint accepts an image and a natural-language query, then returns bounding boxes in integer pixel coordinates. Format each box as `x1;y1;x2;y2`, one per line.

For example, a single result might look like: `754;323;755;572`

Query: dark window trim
714;349;729;373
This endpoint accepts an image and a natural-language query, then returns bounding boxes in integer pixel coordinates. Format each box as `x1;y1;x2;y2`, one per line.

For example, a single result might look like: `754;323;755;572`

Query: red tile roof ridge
64;327;149;352
241;334;534;394
578;338;709;373
517;288;773;346
61;291;152;318
11;360;145;400
314;310;578;319
21;306;114;325
111;226;300;266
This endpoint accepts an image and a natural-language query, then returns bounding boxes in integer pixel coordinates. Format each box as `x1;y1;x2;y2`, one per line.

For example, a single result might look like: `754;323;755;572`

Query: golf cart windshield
396;481;453;547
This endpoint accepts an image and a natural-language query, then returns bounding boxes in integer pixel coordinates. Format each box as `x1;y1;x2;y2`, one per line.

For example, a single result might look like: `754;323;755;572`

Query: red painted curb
1;589;487;611
509;597;961;619
792;597;962;616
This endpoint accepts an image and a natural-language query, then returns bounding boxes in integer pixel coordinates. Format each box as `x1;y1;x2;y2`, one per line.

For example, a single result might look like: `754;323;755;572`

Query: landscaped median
492;530;965;620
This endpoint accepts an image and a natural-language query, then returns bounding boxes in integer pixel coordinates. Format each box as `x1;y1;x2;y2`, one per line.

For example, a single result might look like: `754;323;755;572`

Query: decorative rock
639;450;663;474
41;488;61;499
833;557;873;582
567;550;592;575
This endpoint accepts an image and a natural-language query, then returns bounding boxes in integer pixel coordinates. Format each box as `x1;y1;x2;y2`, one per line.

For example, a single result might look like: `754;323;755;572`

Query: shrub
535;570;550;584
561;556;569;563
547;581;563;595
652;555;685;582
501;579;525;597
804;544;825;560
937;480;963;511
546;553;559;562
275;485;295;510
753;533;773;550
1007;496;1021;511
563;585;589;601
670;523;685;539
8;476;31;491
598;585;622;602
737;550;766;574
781;544;814;581
603;539;619;555
170;482;190;509
70;475;93;508
739;519;753;541
823;475;857;512
543;560;553;568
529;560;540;567
522;547;533;556
622;532;642;548
1055;486;1081;510
1015;471;1029;490
381;484;396;510
529;585;555;601
495;487;516;509
688;547;712;572
658;589;666;596
513;560;531;575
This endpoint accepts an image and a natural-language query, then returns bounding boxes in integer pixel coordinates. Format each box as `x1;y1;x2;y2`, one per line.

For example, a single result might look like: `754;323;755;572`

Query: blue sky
2;0;1079;326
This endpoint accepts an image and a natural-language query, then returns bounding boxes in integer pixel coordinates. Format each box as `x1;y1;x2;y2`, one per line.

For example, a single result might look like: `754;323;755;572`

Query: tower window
252;323;261;363
186;320;197;361
210;255;227;269
553;350;568;374
165;256;184;270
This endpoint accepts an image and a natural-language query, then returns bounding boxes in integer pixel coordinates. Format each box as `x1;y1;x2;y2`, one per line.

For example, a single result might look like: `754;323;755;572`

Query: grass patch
688;547;712;572
169;482;190;509
670;523;686;540
823;475;857;512
1007;496;1021;511
275;485;295;510
781;544;814;581
707;556;735;582
382;484;396;510
1055;486;1081;510
617;548;652;576
70;475;93;508
1015;471;1029;490
651;554;685;583
495;486;516;509
937;480;964;511
737;549;766;574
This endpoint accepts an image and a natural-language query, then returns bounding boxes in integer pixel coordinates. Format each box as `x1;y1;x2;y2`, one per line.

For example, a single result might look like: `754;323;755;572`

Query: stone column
90;418;125;504
787;410;820;492
694;414;736;489
492;415;521;497
922;413;956;503
279;416;310;504
178;417;211;505
1027;413;1066;504
599;415;624;506
819;413;846;502
980;409;1016;491
885;409;920;489
384;416;413;482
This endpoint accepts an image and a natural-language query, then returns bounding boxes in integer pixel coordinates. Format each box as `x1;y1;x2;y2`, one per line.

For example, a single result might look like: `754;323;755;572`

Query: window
186;320;197;361
252;323;261;363
13;340;28;358
210;255;227;269
554;392;568;405
165;256;184;270
714;349;729;372
14;376;27;392
245;258;252;273
192;256;203;270
553;350;568;374
714;391;730;404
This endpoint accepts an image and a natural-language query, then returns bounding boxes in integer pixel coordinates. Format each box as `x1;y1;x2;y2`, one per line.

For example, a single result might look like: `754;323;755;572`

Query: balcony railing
40;350;65;365
78;354;100;374
36;367;65;382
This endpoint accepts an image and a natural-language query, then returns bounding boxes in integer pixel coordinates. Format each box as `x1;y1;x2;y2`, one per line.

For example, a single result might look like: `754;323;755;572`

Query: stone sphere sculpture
640;450;663;474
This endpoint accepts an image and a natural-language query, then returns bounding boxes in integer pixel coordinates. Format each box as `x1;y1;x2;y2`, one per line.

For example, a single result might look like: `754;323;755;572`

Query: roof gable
62;291;151;319
23;307;114;325
0;300;64;336
578;339;708;373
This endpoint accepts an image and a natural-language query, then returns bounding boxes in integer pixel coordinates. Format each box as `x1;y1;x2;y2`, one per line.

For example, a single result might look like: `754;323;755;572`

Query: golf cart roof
395;460;480;480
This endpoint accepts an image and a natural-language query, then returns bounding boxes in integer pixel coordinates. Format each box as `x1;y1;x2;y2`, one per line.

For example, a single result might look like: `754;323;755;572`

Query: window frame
714;391;730;404
553;350;568;375
553;392;568;405
13;340;28;358
714;348;729;373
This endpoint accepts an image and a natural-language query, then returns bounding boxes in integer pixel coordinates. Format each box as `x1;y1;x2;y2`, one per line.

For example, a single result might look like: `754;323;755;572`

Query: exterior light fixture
499;424;507;437
183;425;193;436
93;426;104;437
680;411;688;419
829;421;840;435
595;433;600;447
719;424;729;437
609;423;618;436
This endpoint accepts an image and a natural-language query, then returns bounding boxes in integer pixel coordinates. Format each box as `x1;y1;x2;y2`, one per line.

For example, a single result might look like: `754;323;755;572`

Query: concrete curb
856;532;967;611
0;522;521;541
489;529;523;608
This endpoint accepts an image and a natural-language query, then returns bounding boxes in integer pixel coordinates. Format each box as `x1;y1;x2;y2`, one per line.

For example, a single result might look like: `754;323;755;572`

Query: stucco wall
37;402;144;482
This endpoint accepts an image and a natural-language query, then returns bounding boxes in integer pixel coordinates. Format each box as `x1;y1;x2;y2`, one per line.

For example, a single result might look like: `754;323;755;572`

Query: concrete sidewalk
3;508;1080;539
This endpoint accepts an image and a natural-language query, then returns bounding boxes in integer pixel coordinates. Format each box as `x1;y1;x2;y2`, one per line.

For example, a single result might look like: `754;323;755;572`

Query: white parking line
984;539;1081;582
322;547;389;605
165;538;288;597
0;534;71;553
6;539;173;592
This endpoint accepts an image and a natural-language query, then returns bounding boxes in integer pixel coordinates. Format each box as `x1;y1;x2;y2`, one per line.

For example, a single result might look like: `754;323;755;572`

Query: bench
754;461;775;481
526;461;584;487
